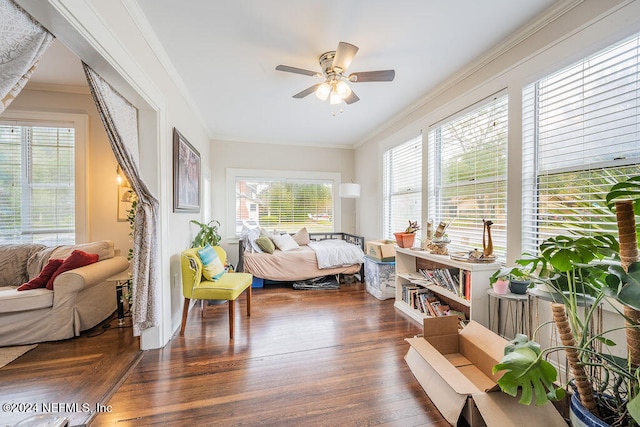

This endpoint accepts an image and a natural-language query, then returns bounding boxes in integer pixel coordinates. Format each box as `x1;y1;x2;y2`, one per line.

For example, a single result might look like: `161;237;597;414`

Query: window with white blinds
382;135;422;239
428;94;508;258
522;32;640;255
234;177;335;234
0;123;75;245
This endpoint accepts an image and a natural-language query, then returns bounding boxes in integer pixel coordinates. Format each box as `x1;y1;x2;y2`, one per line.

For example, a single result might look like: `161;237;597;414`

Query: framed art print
173;128;200;212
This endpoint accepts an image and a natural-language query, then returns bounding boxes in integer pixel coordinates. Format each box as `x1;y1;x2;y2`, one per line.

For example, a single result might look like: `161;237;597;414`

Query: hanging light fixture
335;80;352;98
315;82;331;100
317;78;353;104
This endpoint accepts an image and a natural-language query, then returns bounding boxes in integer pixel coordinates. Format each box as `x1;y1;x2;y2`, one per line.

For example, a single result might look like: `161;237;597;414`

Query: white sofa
0;240;130;346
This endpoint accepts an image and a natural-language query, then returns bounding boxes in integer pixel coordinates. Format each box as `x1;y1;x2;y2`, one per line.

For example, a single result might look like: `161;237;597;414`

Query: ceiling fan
275;41;395;105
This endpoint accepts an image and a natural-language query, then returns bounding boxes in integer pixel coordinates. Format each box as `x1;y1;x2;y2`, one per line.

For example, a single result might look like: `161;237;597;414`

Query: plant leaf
493;334;565;406
627;392;640;423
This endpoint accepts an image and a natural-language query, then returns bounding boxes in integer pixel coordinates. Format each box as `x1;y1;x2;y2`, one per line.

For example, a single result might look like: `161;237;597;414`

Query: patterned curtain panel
83;63;160;336
0;0;54;114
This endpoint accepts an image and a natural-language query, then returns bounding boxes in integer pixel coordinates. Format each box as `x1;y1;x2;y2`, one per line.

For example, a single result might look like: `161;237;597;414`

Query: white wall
355;0;640;265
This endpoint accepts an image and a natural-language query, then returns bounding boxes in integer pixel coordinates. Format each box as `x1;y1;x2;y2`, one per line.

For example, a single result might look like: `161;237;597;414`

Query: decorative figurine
483;219;494;257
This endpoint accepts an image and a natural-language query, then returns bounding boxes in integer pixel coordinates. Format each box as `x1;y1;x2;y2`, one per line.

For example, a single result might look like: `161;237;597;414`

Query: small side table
487;289;529;339
107;268;132;327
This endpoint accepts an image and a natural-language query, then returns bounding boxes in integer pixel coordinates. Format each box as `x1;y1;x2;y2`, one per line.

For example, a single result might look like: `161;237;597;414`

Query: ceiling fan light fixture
335;80;352;98
329;90;342;105
316;82;331;100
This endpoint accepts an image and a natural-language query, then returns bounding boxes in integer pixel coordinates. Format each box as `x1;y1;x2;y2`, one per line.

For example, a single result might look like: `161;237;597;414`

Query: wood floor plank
91;282;448;426
0;283;449;426
0;316;141;426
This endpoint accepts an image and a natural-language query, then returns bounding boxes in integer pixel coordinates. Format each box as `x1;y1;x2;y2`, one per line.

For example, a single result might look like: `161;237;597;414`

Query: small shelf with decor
394;247;499;328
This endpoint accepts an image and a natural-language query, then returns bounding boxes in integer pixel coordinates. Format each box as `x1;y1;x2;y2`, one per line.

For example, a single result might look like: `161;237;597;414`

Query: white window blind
0;123;75;245
383;135;422;239
522;33;640;255
235;177;334;234
428;94;508;258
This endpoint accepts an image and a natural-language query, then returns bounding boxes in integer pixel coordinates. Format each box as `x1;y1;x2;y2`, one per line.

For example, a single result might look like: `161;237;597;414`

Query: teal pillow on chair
197;244;225;281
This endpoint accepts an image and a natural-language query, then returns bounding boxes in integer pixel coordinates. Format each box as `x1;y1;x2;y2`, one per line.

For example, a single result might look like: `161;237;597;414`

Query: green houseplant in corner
491;176;640;427
190;219;222;248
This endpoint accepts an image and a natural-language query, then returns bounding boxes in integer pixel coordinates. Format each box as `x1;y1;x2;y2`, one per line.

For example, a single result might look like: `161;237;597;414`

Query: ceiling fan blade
349;70;395;82
344;91;360;105
293;84;322;99
332;42;359;72
276;65;318;77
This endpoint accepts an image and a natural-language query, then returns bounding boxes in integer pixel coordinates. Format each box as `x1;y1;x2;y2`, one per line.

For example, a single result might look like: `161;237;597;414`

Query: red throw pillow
17;258;64;291
46;250;99;290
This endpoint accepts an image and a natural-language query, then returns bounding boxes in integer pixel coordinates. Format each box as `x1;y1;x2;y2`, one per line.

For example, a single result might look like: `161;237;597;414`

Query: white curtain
83;63;161;336
0;0;54;114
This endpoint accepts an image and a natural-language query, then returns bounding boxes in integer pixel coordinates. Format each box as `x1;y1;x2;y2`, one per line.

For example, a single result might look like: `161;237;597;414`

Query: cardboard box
405;317;565;426
364;256;395;300
365;240;396;262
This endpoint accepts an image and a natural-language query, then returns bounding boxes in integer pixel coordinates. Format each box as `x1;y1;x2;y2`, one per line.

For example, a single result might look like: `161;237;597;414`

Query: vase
493;280;509;295
569;393;609;427
394;232;416;248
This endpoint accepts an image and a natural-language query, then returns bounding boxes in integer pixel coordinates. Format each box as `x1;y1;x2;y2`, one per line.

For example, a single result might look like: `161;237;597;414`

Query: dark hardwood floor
2;282;449;426
0;313;141;427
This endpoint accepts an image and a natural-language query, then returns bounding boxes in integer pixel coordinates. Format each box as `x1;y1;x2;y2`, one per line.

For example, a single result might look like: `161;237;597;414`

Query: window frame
382;135;423;240
0;110;88;244
226;168;342;238
521;32;640;255
427;92;509;259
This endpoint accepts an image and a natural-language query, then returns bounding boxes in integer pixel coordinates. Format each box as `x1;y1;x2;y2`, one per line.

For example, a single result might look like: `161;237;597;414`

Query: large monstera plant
493;176;640;426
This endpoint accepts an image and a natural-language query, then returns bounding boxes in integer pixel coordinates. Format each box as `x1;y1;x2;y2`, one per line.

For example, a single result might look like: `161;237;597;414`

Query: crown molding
356;0;587;148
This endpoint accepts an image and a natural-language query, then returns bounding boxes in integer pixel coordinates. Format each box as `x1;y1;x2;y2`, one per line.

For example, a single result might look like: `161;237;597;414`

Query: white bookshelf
393;247;499;328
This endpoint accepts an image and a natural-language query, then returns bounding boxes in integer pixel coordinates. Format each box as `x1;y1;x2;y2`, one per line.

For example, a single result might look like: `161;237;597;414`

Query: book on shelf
418;267;464;298
401;283;467;320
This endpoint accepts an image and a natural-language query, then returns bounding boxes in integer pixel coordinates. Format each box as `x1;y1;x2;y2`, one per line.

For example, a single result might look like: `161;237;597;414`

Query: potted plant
489;267;536;295
490;177;640;426
492;272;510;295
394;220;420;248
190;219;222;248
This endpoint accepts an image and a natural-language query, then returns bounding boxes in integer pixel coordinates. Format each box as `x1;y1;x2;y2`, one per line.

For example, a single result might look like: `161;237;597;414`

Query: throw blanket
307;239;365;269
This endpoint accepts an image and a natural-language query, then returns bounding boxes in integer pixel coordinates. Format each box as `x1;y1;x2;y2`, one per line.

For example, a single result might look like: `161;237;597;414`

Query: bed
237;230;365;284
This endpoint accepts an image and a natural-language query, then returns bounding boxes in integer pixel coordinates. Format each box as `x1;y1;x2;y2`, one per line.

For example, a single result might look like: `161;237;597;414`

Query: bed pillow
46;250;100;290
18;258;64;291
271;233;299;252
292;227;311;246
255;236;275;254
198;244;225;281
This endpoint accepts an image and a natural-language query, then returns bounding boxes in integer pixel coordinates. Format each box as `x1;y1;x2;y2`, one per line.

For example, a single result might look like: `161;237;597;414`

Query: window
383;136;422;239
0;122;75;245
229;169;340;235
428;94;508;258
522;33;640;255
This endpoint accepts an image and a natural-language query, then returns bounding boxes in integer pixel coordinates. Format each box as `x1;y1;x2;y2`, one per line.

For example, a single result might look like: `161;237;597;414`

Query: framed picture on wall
173;128;200;212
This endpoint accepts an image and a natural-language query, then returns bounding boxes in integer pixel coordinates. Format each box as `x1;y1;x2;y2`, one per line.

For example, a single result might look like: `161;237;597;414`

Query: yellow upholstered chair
180;246;252;339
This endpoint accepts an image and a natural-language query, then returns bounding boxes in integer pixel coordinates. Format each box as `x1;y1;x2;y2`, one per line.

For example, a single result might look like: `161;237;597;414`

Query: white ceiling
29;0;561;148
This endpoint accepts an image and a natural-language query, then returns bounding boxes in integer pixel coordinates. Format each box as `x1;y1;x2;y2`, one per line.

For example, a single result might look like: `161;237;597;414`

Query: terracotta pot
394;232;416;248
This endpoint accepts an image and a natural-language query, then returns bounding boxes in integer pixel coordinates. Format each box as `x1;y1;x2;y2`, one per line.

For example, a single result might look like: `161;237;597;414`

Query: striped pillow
197;245;225;281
